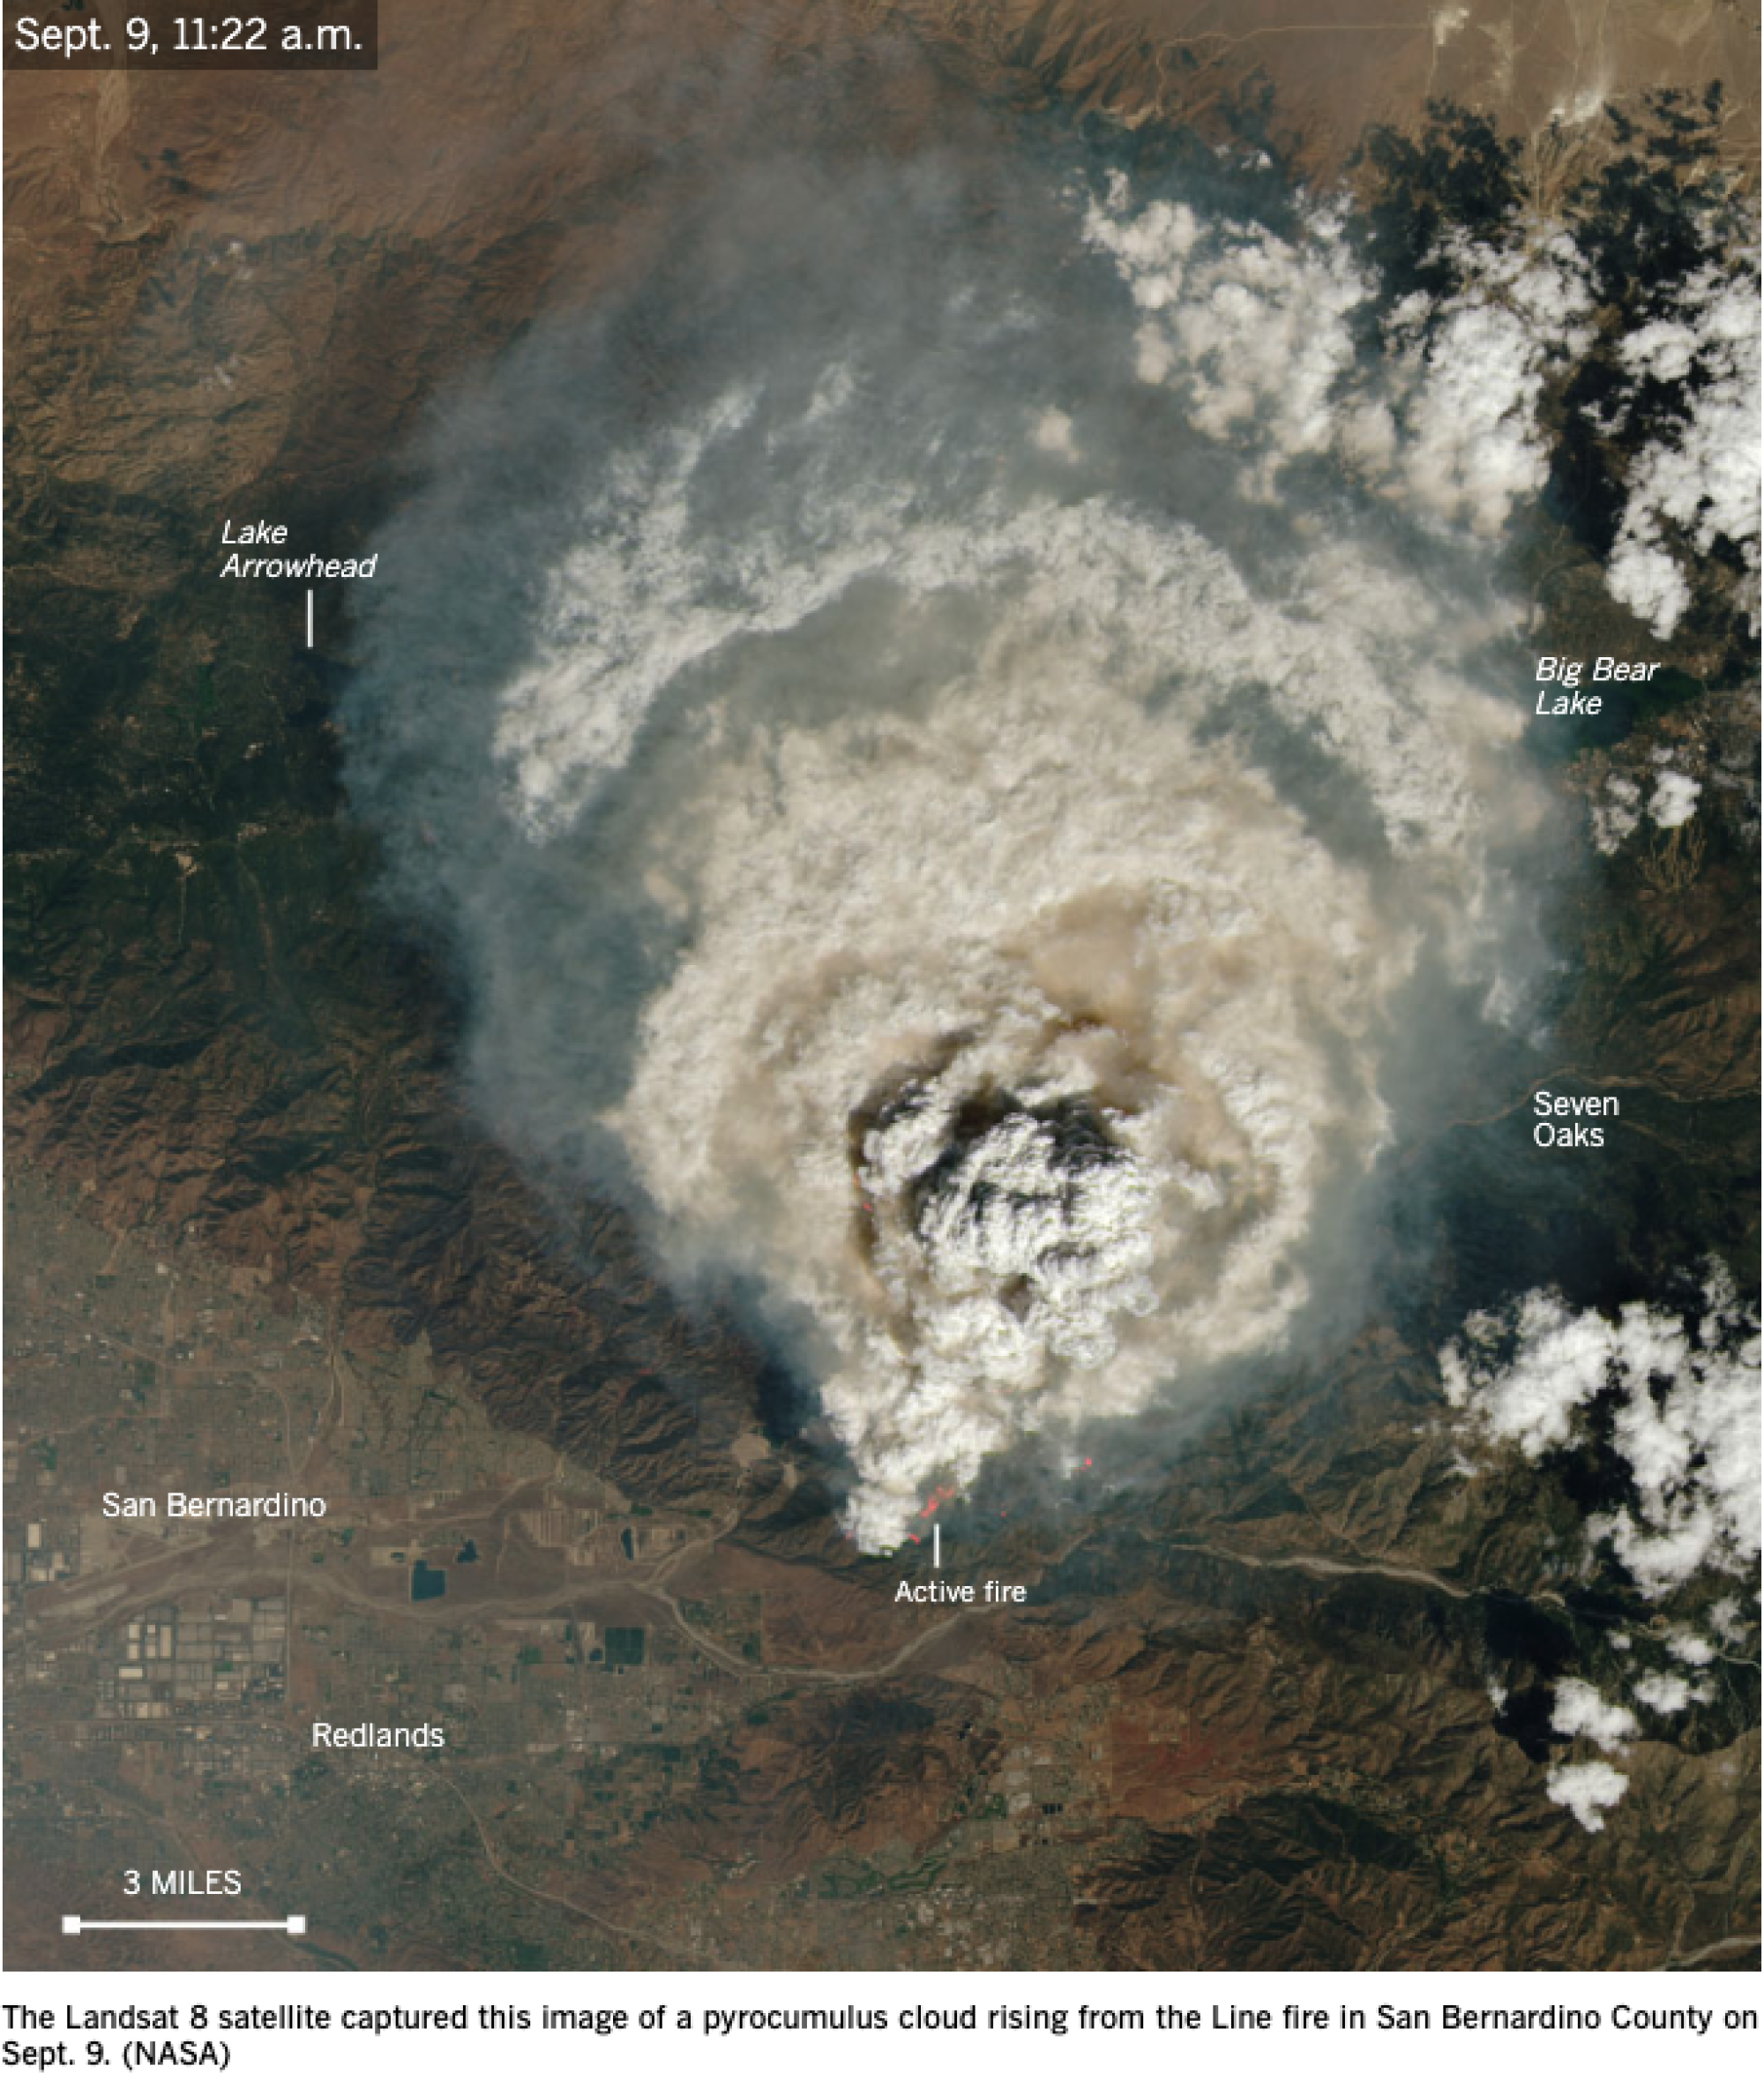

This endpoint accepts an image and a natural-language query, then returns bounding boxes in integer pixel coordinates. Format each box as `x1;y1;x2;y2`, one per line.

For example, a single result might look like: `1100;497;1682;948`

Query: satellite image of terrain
4;0;1760;1975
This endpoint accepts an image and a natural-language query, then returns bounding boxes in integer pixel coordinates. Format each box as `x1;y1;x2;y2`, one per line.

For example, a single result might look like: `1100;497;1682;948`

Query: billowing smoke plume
344;138;1558;1550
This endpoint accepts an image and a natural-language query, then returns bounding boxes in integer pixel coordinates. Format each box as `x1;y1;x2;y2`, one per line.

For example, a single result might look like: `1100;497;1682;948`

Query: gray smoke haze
342;115;1571;1549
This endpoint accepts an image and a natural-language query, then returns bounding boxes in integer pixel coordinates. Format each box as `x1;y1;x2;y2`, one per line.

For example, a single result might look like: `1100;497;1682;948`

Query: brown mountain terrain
885;0;1761;173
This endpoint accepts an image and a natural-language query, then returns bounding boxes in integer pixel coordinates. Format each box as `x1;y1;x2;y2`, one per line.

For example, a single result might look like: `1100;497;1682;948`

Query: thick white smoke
346;154;1557;1551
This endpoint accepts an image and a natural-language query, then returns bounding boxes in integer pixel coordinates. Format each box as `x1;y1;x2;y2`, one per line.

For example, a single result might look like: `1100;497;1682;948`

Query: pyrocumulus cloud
346;147;1558;1549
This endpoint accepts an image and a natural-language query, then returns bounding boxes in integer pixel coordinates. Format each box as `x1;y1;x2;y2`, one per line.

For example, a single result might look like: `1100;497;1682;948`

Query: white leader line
932;1524;941;1568
64;1915;306;1935
306;589;314;647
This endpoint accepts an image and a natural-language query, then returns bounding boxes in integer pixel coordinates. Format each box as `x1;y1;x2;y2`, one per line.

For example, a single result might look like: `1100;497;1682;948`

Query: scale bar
64;1915;306;1935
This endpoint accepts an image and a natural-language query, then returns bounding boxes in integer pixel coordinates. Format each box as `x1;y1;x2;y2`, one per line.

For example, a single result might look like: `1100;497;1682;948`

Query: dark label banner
4;3;378;70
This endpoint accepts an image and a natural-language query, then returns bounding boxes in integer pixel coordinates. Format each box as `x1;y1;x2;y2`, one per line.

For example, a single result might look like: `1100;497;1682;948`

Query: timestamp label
4;2;377;70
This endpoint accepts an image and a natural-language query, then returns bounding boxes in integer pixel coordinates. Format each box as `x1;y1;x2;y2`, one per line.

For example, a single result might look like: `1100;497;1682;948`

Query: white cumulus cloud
1384;232;1592;536
1545;1759;1630;1833
1442;1268;1760;1596
1603;258;1761;638
1551;1677;1639;1749
1647;758;1701;829
1083;180;1596;541
1631;1670;1711;1715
